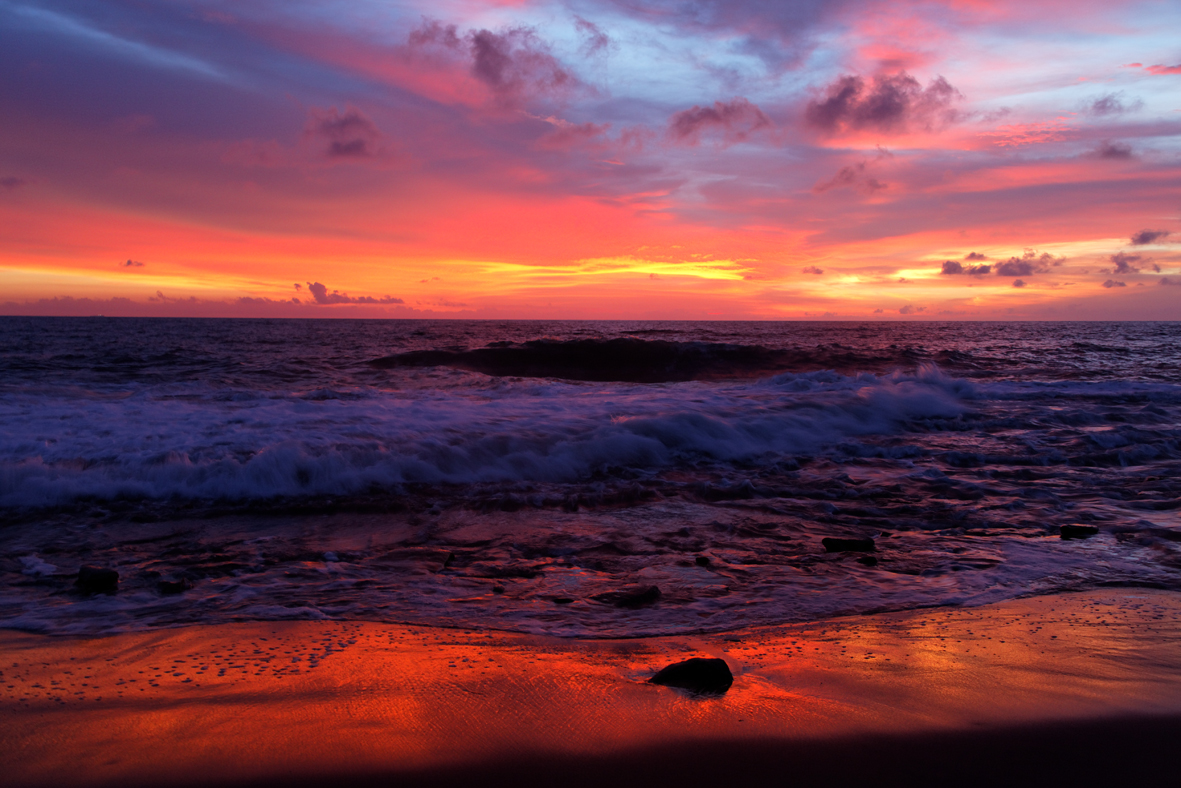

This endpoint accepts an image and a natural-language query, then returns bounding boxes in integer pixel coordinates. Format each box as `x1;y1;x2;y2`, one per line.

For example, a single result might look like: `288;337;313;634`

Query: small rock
157;578;193;595
695;555;711;567
76;566;119;594
649;657;733;695
822;537;875;553
552;597;574;605
856;555;878;566
1061;524;1100;539
491;586;505;594
592;585;661;608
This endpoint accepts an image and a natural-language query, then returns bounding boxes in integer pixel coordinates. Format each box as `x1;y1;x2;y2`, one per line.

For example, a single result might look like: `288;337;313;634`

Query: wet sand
3;588;1181;787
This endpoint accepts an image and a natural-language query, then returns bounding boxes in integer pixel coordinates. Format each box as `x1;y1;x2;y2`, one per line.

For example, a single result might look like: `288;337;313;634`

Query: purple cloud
668;98;770;145
806;72;961;135
306;282;403;304
1131;229;1170;245
307;106;381;158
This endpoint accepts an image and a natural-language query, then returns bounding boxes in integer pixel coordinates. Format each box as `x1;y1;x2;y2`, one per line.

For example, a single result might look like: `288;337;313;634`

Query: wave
368;338;985;382
0;366;973;509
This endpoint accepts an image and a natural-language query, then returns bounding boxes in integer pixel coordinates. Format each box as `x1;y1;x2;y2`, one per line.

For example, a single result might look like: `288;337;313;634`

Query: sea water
1;318;1179;636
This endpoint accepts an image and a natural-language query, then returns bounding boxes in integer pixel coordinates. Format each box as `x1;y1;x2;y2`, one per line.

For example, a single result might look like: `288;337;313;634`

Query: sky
1;0;1179;320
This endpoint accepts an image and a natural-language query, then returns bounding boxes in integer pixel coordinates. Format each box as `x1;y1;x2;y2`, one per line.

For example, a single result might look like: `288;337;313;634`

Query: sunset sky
1;0;1179;319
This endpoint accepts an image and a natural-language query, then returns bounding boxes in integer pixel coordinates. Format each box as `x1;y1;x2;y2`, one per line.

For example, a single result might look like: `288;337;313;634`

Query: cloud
409;22;577;108
306;282;403;305
941;260;990;276
668;98;770;146
1012;279;1026;288
1085;92;1140;116
1109;252;1143;274
534;117;609;150
307;106;381;158
574;17;612;55
1101;279;1126;288
122;259;144;267
1146;64;1181;75
814;161;886;194
994;251;1061;277
1093;140;1133;159
801;266;824;275
1131;229;1170;245
964;252;987;261
1;176;27;190
873;308;883;314
805;72;961;136
1160;277;1181;286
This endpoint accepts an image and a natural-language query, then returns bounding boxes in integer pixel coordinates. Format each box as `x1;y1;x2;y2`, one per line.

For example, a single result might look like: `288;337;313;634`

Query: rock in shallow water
591;585;661;608
649;657;734;695
75;566;119;594
157;578;193;595
1061;524;1100;539
822;537;875;553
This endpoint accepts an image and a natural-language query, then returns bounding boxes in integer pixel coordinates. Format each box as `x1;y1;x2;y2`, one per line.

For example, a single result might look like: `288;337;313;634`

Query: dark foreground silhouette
226;715;1181;788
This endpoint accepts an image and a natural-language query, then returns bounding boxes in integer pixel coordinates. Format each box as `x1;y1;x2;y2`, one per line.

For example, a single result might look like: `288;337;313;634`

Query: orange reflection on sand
3;590;1181;787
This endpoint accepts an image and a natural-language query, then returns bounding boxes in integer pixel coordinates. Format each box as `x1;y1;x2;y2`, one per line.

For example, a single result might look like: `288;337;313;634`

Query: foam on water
2;318;1180;637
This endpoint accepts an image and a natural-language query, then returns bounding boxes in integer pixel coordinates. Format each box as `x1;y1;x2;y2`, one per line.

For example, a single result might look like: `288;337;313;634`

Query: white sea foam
0;366;986;508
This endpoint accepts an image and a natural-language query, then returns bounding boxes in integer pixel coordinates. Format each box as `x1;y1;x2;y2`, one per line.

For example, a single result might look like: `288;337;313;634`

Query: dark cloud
306;282;403;305
994;251;1062;277
1131;229;1170;245
409;22;577;107
1160;277;1181;286
668;98;770;145
307;106;380;158
574;17;612;55
1094;140;1133;159
964;252;987;261
940;260;990;276
801;266;824;275
122;259;144;268
1086;92;1140;116
873;308;884;314
805;72;961;136
1012;279;1026;288
899;304;926;315
1109;252;1143;274
814;161;886;194
1101;279;1126;288
1;176;28;190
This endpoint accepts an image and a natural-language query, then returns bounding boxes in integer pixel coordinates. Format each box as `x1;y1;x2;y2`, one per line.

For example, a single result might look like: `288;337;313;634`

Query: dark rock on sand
1061;524;1100;539
592;585;661;609
76;566;119;594
650;657;734;695
857;555;879;566
822;537;876;553
552;597;574;605
695;555;711;567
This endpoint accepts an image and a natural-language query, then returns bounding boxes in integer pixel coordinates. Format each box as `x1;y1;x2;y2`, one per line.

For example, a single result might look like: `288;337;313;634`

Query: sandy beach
3;588;1181;787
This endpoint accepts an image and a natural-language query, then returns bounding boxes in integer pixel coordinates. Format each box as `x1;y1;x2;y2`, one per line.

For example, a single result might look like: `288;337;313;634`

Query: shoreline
4;588;1181;787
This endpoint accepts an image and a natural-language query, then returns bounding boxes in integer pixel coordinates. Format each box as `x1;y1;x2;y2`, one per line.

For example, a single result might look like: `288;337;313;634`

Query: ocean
2;317;1179;637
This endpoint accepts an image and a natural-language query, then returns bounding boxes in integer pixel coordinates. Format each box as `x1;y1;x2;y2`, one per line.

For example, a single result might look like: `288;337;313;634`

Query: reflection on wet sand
3;589;1181;787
